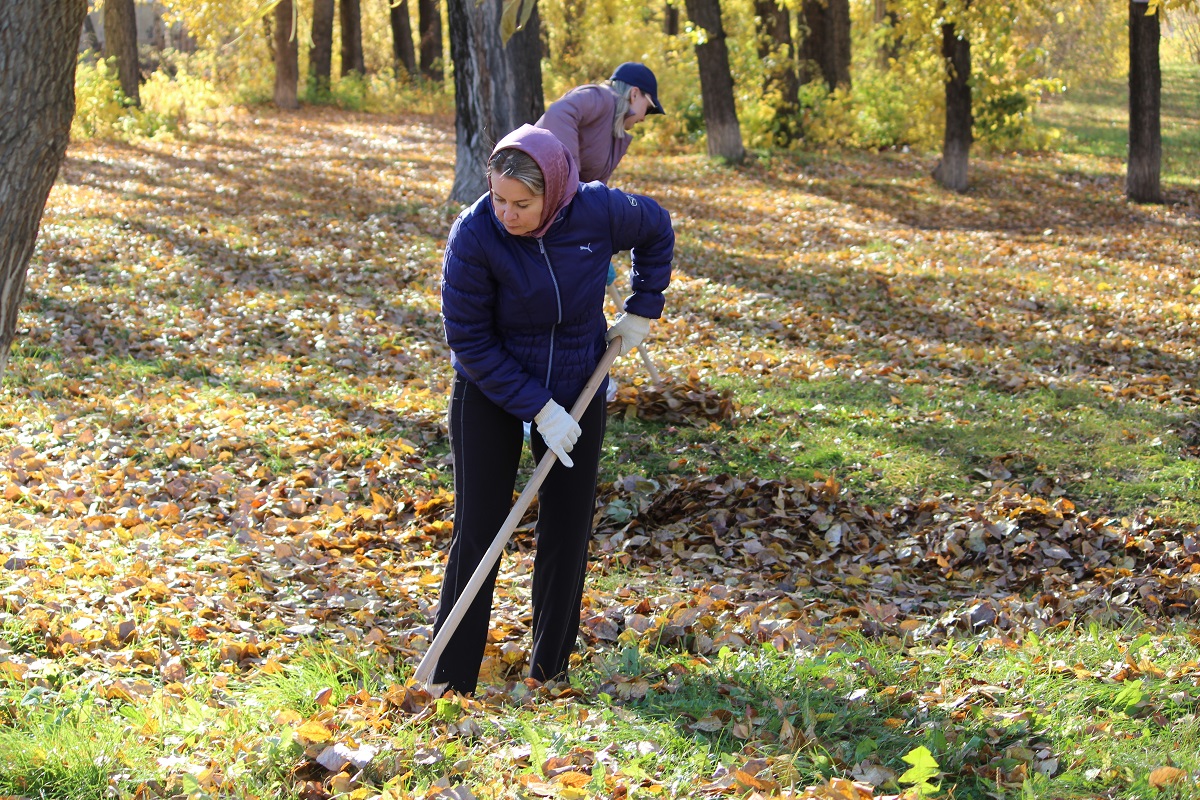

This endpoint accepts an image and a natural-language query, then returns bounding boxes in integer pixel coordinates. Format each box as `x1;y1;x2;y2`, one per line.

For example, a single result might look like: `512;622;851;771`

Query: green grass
1;40;1198;800
2;626;1190;799
0;688;148;799
605;374;1200;523
249;645;388;716
573;625;1200;800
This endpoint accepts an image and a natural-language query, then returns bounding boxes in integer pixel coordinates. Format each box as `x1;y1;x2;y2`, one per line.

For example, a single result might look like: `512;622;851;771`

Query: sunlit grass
616;372;1200;524
0;689;149;799
1036;54;1200;184
563;625;1200;800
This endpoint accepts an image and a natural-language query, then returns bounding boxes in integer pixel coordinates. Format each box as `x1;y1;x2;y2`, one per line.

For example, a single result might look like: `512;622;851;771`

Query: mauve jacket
441;132;673;422
536;84;632;184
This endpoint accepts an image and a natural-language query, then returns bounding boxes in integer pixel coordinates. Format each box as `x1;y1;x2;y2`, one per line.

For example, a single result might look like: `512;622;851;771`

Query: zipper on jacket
538;238;563;388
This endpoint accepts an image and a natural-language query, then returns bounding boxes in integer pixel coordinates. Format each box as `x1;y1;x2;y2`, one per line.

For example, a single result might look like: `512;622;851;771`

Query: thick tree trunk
340;0;365;76
0;1;89;380
683;0;745;163
310;0;335;96
273;0;299;109
754;0;801;145
799;0;851;91
447;0;544;203
103;0;140;105
932;22;972;192
391;0;418;78
419;0;444;81
1127;1;1162;203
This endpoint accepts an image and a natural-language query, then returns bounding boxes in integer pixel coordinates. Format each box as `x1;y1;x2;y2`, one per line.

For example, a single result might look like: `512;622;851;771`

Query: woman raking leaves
433;124;674;694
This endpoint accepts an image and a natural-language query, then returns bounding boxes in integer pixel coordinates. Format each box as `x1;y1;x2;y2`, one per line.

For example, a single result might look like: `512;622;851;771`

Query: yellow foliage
139;63;227;129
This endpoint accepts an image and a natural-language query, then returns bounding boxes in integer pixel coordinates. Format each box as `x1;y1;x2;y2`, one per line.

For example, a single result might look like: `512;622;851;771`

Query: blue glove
606;261;616;286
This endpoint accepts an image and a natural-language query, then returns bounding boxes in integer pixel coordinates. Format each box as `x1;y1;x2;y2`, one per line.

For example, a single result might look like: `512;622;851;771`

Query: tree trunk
683;0;745;163
932;21;972;192
148;3;165;49
829;0;851;89
419;0;444;81
874;0;900;70
103;0;140;105
0;1;89;380
273;0;299;109
340;0;365;76
310;0;335;96
799;0;851;91
754;0;800;145
558;0;586;65
1127;1;1162;203
81;14;101;53
509;3;544;126
664;2;680;35
391;0;418;78
447;0;545;203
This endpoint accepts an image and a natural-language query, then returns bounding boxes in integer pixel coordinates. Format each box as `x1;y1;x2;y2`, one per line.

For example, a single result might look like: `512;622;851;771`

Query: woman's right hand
534;400;581;467
606;313;651;356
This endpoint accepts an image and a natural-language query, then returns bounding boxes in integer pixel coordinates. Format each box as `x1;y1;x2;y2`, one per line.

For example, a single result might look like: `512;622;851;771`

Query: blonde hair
487;148;545;195
605;79;634;139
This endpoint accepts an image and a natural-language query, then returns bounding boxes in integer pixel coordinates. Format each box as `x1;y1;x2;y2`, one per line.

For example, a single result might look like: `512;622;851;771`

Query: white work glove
606;313;651;357
534;399;581;468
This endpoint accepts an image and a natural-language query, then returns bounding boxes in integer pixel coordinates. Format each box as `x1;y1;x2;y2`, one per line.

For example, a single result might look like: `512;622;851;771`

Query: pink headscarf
490;124;580;238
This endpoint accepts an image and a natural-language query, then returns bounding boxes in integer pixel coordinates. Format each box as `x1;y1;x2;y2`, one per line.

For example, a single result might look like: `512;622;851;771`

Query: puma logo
579;243;593;252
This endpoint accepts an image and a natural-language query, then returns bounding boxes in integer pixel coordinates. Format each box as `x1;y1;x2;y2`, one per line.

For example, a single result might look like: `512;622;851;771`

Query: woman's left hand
534;399;581;467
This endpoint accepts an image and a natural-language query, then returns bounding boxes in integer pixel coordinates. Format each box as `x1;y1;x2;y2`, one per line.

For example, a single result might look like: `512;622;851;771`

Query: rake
607;283;660;386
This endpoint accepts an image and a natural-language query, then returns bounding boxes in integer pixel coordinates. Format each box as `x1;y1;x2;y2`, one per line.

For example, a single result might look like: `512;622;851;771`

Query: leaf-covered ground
1;106;1199;798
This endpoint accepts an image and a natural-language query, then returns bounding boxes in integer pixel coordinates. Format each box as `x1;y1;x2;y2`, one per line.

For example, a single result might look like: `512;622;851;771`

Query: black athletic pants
432;373;608;694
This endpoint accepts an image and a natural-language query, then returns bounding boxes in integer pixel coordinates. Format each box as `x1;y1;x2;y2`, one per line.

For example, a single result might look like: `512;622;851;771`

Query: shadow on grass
669;226;1199;407
600;644;1047;799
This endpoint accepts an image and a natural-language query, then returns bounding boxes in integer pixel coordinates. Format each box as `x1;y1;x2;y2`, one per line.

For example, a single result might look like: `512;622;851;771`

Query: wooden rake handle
606;283;661;386
412;338;622;689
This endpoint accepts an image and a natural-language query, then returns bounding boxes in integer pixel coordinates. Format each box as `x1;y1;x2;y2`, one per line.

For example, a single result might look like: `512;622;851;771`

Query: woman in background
537;61;667;398
536;61;665;185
